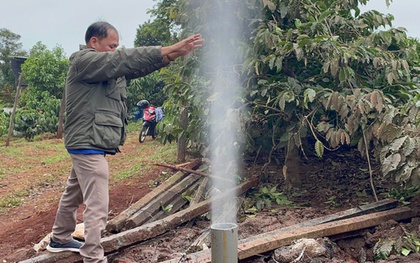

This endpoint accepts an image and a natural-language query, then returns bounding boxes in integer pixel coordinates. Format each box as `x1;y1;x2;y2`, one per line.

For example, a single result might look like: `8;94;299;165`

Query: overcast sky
1;0;419;57
360;0;420;39
1;0;155;56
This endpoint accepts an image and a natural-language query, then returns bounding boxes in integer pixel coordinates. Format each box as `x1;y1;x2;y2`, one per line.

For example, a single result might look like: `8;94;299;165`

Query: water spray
201;0;248;262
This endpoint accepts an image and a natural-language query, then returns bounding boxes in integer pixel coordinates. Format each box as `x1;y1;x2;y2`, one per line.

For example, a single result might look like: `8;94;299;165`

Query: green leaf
401;248;411;256
303;88;316;108
315;140;324;158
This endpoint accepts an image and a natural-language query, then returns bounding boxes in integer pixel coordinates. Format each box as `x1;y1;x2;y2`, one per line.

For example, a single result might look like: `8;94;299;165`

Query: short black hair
85;21;118;44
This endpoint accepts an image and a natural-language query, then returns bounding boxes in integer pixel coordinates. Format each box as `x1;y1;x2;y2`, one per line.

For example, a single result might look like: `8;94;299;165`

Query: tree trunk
56;88;65;139
5;73;23;147
177;106;188;162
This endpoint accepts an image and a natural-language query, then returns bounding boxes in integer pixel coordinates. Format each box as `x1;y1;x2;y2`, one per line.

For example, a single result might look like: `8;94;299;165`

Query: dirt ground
1;133;420;263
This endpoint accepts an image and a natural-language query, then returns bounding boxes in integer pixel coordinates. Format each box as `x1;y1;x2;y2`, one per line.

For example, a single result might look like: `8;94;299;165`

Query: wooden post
5;73;23;147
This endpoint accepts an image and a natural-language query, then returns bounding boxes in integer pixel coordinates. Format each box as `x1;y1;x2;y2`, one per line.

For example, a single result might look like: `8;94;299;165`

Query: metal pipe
211;223;238;263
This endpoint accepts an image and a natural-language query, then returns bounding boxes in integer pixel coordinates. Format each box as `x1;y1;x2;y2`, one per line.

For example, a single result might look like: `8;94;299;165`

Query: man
46;21;203;263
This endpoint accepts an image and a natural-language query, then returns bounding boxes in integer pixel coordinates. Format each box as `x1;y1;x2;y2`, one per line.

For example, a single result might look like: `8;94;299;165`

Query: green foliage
10;42;68;139
0;28;27;104
374;232;420;260
113;141;177;181
21;42;68;99
13;109;41;140
239;0;420;186
181;191;194;202
381;186;420;205
374;238;396;260
324;196;339;208
156;0;251;156
20;90;60;135
248;186;293;211
127;72;167;113
158;75;209;148
0;110;9;136
377;101;420;185
13;91;60;140
134;19;172;47
135;0;420;186
160;203;173;213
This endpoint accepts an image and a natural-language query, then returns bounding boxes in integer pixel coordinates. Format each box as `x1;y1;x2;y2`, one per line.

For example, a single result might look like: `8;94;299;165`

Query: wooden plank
161;202;410;263
324;198;400;222
105;158;201;233
146;179;203;223
102;178;259;252
186;177;209;227
241;198;399;237
190;177;209;205
251;198;399;236
124;174;201;229
237;206;414;259
21;178;259;263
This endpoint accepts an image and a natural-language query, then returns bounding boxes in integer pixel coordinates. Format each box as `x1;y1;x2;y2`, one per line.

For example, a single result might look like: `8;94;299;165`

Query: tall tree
155;0;420;186
21;42;68;99
134;20;172;47
242;0;420;186
20;42;69;138
133;0;190;160
0;28;27;104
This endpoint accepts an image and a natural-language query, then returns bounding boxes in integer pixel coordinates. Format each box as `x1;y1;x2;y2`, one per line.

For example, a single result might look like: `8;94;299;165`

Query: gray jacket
64;46;167;154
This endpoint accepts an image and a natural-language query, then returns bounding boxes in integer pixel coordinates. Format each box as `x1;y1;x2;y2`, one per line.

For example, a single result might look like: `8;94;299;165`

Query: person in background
155;106;164;123
46;21;203;263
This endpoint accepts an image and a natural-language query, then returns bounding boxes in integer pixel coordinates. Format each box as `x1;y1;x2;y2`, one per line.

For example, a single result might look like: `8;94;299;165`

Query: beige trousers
52;154;109;263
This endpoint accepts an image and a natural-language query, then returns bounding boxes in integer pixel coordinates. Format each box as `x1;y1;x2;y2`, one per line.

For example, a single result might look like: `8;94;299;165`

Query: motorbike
139;105;157;143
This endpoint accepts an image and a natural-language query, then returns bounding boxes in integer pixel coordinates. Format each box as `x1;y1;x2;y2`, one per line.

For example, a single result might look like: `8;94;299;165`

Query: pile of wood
22;159;415;263
24;159;259;262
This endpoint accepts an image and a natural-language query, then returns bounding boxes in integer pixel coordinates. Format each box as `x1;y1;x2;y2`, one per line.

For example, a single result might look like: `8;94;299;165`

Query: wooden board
124;174;201;229
105;159;201;233
162;205;413;263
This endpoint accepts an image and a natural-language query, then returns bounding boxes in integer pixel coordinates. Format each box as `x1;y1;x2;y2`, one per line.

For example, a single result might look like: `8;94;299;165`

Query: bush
0;111;9;137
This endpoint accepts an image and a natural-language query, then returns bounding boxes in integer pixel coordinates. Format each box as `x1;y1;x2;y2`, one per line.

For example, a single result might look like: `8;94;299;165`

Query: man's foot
46;237;83;253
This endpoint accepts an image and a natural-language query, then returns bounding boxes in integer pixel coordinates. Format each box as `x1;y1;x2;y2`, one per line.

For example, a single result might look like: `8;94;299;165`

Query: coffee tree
18;42;68;139
150;0;420;186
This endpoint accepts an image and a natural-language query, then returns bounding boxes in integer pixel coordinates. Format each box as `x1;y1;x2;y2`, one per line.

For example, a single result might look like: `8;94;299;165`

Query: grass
0;191;28;210
42;151;68;164
112;140;177;181
0;127;178;210
1;136;68;167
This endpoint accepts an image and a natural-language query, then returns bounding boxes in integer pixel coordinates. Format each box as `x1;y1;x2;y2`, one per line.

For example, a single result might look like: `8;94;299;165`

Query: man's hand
162;34;204;62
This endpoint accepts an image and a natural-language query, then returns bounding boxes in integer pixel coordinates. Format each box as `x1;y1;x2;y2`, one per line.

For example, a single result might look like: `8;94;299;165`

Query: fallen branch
176;161;194;167
154;162;233;183
154;162;209;177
